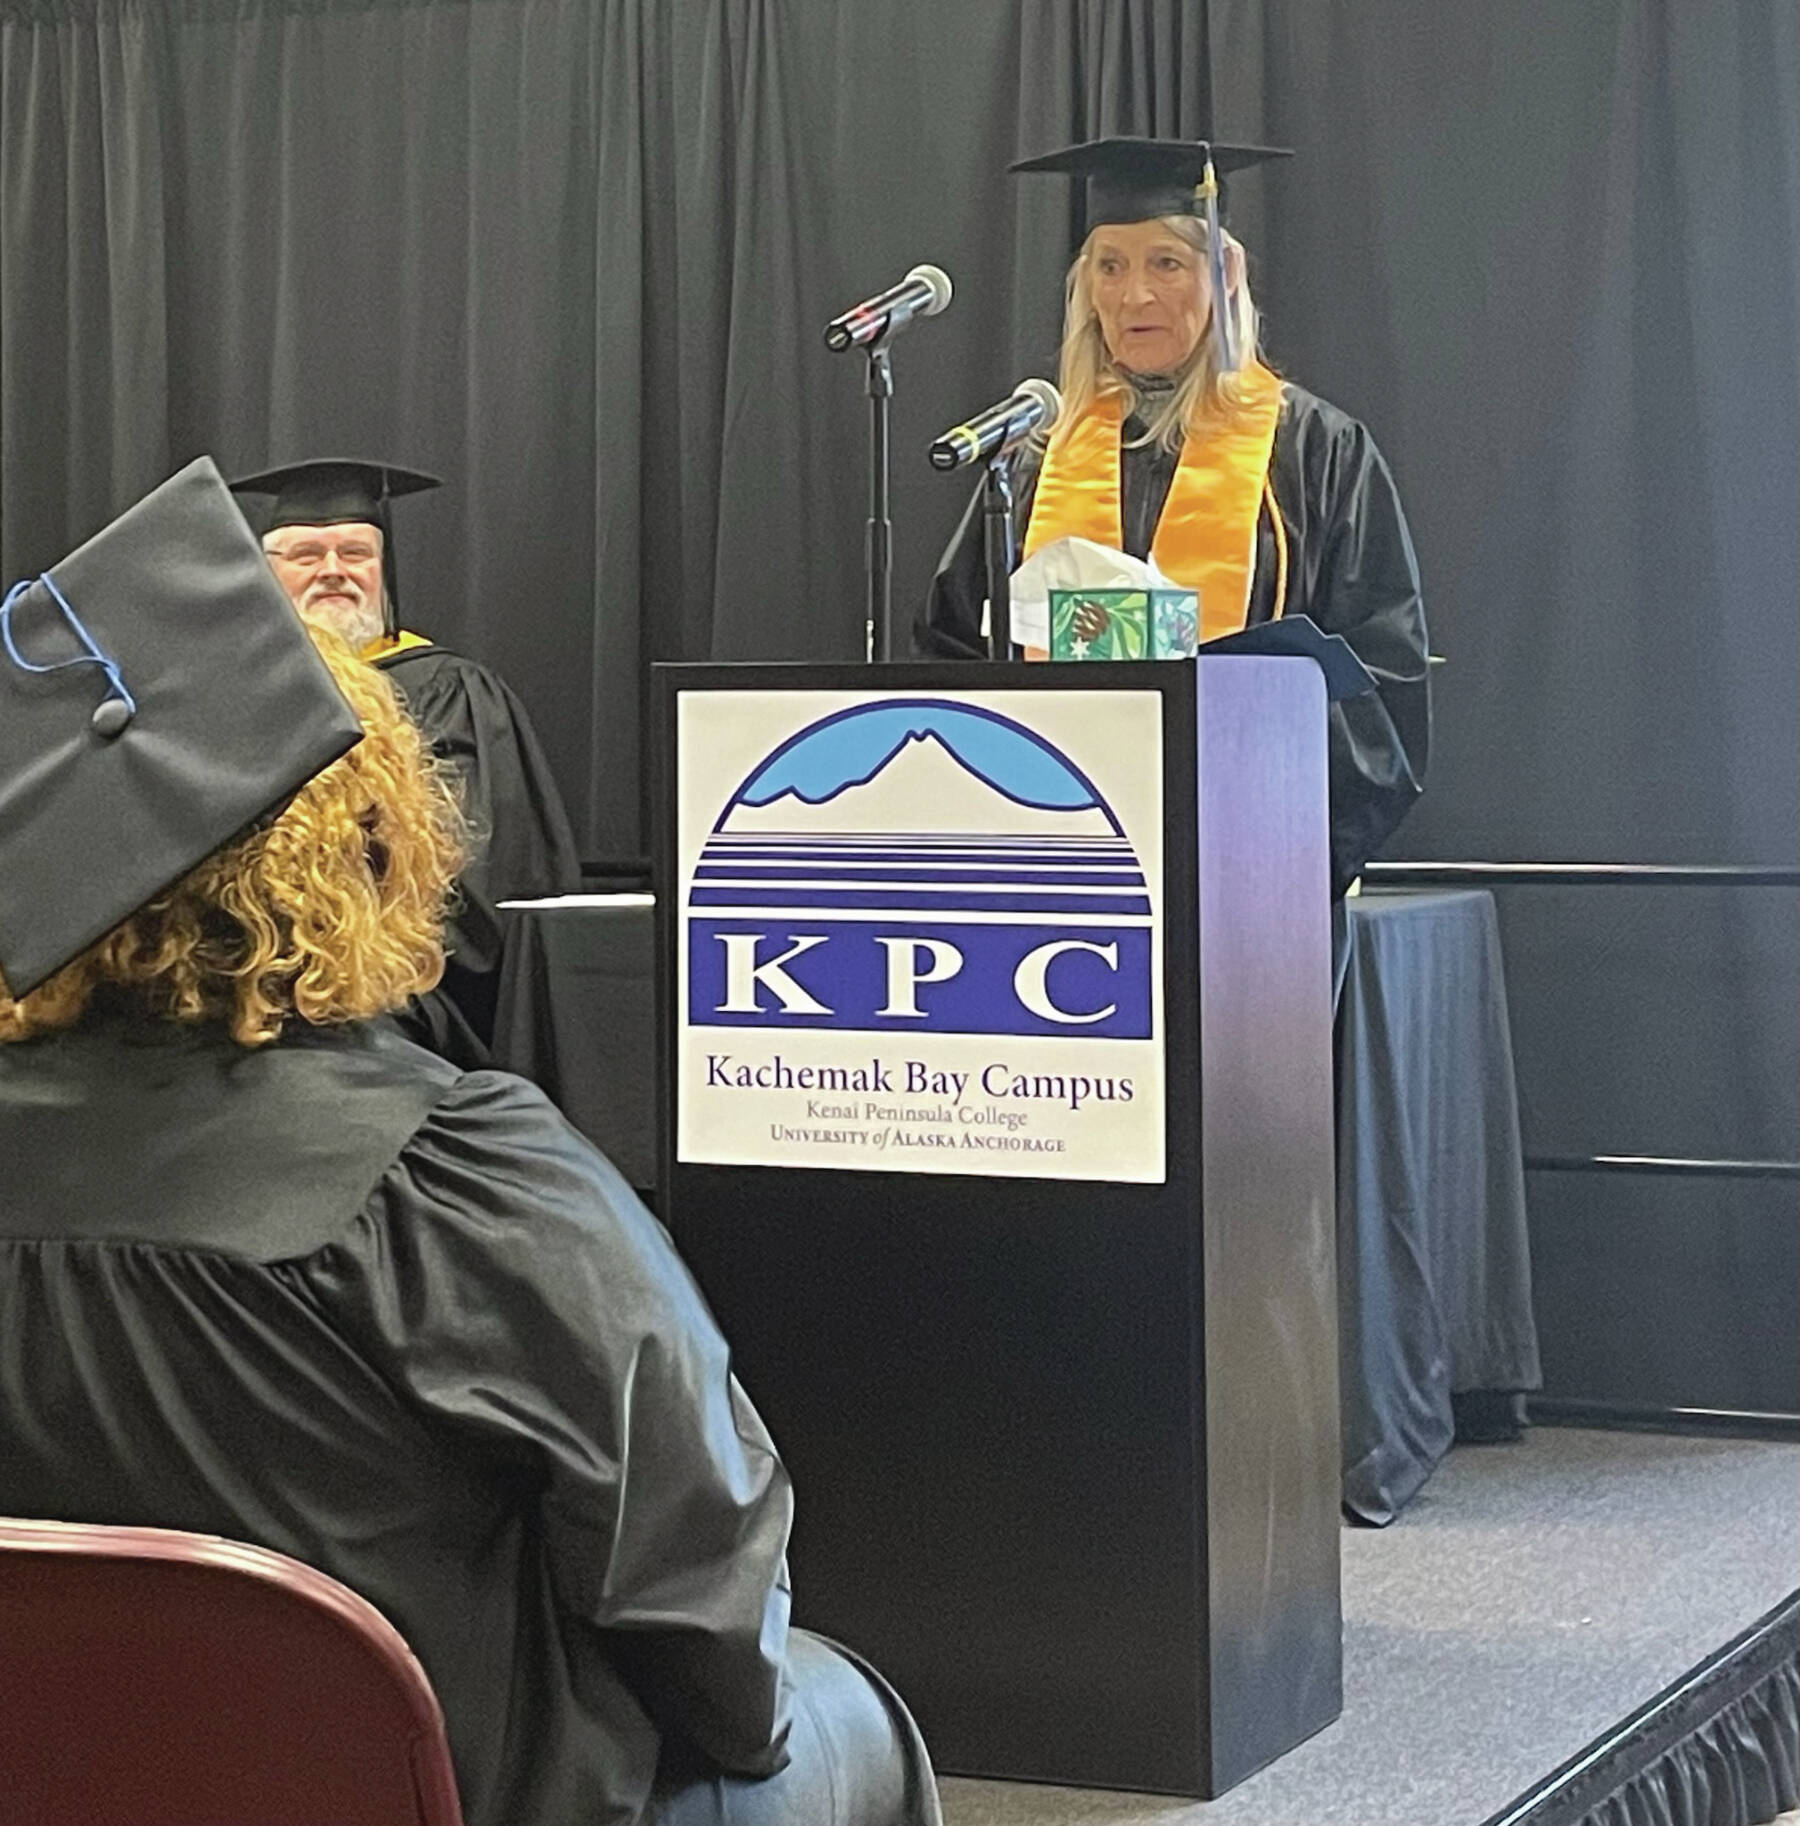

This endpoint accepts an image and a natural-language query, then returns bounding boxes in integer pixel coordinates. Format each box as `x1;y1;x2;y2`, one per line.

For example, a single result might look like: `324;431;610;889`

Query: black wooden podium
652;658;1340;1797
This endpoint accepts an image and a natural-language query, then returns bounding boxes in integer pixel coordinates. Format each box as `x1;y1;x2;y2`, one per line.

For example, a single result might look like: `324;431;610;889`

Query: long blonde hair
1051;215;1267;455
0;629;467;1047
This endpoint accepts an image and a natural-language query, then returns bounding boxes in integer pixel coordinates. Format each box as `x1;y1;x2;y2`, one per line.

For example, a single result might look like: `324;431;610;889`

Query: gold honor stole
1021;362;1284;656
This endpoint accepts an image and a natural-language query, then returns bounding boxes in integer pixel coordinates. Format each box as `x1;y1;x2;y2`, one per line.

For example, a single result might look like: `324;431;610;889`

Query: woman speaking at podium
918;137;1430;904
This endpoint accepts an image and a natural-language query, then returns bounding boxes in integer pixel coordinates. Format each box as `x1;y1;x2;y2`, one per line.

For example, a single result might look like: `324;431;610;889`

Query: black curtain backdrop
1205;0;1800;1408
0;0;1230;861
3;0;1796;1406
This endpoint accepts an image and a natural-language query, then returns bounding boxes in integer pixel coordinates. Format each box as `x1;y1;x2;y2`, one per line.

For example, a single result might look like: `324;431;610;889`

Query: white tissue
996;536;1183;648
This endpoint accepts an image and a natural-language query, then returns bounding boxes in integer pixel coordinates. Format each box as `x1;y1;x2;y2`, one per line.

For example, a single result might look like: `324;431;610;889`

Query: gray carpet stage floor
937;1427;1800;1826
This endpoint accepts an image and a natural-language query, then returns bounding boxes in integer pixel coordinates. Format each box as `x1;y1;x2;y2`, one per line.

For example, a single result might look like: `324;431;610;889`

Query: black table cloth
1335;889;1542;1522
493;894;660;1193
493;888;1540;1521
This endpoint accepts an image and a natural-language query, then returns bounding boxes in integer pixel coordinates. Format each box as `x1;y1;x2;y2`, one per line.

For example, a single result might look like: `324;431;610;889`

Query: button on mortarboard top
2;566;139;741
1009;135;1292;233
90;696;132;738
0;455;366;999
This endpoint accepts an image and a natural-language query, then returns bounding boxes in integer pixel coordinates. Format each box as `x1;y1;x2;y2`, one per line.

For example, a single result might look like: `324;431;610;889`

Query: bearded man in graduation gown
0;470;935;1826
233;458;581;1059
920;139;1430;910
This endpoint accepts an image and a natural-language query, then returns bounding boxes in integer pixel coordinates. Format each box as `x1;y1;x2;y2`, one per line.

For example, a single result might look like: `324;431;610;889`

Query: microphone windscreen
1014;377;1062;428
908;263;954;316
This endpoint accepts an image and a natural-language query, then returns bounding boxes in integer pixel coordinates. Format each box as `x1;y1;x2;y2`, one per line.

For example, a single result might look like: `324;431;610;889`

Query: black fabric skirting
1492;1593;1799;1826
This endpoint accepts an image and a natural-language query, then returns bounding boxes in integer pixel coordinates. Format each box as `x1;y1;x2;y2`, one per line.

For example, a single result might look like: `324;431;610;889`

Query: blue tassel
3;573;138;734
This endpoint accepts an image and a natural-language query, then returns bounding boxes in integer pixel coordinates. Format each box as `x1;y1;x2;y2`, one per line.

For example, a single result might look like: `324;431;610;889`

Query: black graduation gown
0;1014;790;1826
376;643;582;1060
920;384;1430;898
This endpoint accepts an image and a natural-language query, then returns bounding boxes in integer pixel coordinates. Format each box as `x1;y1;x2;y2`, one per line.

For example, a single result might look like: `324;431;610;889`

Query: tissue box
1049;587;1197;660
1050;589;1147;660
1152;590;1198;657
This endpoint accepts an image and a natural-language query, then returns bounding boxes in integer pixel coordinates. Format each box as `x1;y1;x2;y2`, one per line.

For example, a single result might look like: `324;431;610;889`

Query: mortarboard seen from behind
0;456;365;998
1012;136;1293;370
229;458;440;638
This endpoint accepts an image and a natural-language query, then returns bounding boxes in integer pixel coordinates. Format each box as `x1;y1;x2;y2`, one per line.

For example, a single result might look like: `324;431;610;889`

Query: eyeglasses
263;538;381;570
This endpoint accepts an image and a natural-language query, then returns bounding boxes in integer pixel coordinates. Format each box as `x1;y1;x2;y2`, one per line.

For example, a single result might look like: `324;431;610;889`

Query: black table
493;887;1540;1521
1336;890;1542;1520
493;893;659;1192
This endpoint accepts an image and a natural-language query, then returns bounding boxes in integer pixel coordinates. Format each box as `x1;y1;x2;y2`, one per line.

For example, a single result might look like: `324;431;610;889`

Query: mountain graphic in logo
686;700;1153;1037
724;701;1119;835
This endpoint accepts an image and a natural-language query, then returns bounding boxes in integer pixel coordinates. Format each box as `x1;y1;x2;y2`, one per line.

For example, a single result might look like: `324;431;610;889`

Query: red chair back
0;1516;466;1826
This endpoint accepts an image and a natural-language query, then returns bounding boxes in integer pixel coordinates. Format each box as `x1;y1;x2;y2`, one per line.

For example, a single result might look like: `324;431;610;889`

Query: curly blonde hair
1051;215;1269;456
0;628;466;1047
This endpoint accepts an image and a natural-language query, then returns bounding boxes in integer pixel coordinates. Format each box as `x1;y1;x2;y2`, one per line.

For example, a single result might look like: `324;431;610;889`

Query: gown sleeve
334;1071;794;1775
1280;398;1431;895
384;650;583;906
381;649;585;1061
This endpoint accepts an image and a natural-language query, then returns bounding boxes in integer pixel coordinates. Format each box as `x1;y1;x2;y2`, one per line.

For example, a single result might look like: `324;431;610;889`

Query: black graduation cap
0;456;365;998
1014;136;1293;371
1010;135;1292;233
229;458;440;638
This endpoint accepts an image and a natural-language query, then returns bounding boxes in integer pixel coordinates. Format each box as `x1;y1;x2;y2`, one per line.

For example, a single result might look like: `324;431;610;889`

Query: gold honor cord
1262;476;1290;620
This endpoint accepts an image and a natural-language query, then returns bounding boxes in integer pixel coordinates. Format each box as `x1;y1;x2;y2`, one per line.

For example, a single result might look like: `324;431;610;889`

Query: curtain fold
1;3;171;554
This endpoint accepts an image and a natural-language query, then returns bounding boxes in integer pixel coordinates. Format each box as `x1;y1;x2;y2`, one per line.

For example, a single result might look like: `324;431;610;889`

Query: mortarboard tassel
1198;155;1238;374
3;574;138;737
378;471;399;638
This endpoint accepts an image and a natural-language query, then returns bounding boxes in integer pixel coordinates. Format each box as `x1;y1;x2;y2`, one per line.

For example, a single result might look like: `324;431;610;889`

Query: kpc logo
685;699;1152;1038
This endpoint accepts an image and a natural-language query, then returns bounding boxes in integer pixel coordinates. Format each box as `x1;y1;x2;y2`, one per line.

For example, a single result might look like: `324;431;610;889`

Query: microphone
824;264;953;352
927;378;1062;471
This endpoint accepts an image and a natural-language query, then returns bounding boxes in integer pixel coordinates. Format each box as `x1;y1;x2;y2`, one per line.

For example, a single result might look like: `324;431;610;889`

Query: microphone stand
864;342;894;661
982;453;1015;660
